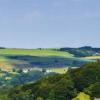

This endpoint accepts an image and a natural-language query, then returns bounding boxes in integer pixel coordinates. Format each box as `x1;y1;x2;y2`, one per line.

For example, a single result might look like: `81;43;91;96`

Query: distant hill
0;47;99;97
59;46;100;57
0;47;6;49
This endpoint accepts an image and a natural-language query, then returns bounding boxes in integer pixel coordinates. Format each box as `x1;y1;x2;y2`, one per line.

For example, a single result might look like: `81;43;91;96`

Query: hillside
0;47;94;72
0;47;99;88
0;48;73;57
59;46;100;57
1;62;100;100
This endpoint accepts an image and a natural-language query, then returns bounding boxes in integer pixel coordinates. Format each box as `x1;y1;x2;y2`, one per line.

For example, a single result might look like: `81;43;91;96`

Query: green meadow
0;48;73;57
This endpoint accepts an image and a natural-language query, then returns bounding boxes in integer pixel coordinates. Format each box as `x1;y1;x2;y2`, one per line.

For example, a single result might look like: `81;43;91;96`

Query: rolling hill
0;47;99;72
0;48;73;71
0;46;99;88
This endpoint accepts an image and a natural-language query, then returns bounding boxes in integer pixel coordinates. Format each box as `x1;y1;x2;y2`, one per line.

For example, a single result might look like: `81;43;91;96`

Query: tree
36;97;43;100
42;68;46;74
12;68;16;72
84;82;100;98
17;69;23;73
70;62;100;90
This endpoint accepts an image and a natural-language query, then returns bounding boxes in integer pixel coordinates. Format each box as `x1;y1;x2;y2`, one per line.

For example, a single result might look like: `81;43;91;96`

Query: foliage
0;70;45;87
7;73;77;100
60;46;100;57
84;82;100;98
0;62;100;100
70;62;100;90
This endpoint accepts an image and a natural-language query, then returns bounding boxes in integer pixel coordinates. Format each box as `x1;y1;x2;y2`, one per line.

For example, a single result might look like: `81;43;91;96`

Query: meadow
0;48;73;57
84;56;100;60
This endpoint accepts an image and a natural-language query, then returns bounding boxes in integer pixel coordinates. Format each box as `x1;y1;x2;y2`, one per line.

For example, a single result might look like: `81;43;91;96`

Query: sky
0;0;100;48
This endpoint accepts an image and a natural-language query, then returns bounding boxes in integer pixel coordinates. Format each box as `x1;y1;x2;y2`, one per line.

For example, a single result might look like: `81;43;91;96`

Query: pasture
0;48;73;57
84;56;100;60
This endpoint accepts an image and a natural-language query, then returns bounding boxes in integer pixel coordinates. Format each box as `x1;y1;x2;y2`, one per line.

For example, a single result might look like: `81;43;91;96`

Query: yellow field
28;67;68;74
46;67;68;74
72;92;90;100
0;62;13;72
84;56;100;60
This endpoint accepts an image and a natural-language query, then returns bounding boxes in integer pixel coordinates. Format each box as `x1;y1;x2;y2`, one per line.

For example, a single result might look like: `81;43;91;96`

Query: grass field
0;48;74;58
83;56;100;60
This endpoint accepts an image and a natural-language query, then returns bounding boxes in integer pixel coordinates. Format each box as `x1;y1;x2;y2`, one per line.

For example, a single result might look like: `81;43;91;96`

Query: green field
0;48;73;57
83;56;100;60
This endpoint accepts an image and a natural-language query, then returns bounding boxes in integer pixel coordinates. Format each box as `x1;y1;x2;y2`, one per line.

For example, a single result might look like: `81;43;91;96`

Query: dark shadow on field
4;55;90;69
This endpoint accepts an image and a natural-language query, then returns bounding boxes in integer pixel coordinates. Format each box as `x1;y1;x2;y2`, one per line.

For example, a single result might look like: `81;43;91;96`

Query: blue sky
0;0;100;48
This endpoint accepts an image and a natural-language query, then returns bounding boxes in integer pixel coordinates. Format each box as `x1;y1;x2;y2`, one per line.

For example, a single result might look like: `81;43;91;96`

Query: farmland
0;48;73;57
0;47;99;98
0;48;91;72
83;56;100;60
0;47;99;88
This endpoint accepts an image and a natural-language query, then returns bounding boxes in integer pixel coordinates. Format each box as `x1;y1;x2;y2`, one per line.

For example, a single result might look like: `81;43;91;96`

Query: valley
0;46;100;100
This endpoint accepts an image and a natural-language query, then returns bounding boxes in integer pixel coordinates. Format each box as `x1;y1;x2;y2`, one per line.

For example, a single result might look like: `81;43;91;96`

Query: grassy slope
0;48;73;57
0;48;93;72
0;48;74;71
